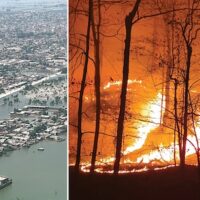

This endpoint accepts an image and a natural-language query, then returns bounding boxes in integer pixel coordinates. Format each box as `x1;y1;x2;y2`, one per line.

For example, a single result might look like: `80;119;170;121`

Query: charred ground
70;166;200;200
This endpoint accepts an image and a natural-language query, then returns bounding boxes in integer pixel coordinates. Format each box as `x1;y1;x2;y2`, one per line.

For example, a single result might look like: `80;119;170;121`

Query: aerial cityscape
0;0;67;199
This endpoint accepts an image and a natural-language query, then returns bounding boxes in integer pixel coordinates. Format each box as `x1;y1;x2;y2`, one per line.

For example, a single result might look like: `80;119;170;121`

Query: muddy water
0;140;66;200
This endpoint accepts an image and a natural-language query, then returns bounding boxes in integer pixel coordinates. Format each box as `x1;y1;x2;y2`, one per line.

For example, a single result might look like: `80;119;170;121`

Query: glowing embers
124;93;165;155
103;79;142;90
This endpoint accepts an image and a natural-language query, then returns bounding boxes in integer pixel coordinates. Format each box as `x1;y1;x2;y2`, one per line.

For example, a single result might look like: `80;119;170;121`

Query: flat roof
0;176;7;181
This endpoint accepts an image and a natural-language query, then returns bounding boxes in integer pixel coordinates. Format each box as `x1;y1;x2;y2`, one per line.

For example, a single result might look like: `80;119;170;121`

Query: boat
0;176;12;190
37;147;45;151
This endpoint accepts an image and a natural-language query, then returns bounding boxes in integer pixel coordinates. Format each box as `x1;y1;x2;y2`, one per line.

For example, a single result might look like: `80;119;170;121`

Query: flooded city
0;0;67;199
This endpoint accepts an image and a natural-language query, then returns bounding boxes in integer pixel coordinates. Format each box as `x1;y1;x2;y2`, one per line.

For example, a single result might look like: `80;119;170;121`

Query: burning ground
69;79;200;200
70;78;200;173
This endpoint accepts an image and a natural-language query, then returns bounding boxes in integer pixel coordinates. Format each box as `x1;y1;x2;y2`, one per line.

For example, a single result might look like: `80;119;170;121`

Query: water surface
0;140;66;200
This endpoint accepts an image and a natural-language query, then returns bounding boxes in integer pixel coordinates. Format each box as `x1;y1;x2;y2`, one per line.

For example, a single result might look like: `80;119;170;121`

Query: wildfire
80;92;167;172
136;144;175;164
124;93;165;155
78;80;200;173
103;79;142;90
80;161;176;174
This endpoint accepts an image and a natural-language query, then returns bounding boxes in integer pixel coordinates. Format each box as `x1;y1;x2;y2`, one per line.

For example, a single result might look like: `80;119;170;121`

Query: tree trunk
163;25;171;124
162;5;173;125
181;45;192;168
90;0;101;173
173;79;182;164
189;91;200;173
75;0;92;172
114;0;141;175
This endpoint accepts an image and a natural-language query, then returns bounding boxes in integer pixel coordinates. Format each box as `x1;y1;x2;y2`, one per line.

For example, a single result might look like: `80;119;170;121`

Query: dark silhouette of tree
114;0;142;175
90;0;101;173
176;0;200;168
69;0;200;174
167;0;200;168
75;0;92;172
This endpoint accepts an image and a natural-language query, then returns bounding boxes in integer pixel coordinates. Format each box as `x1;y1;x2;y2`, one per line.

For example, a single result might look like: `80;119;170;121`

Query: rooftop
0;176;7;181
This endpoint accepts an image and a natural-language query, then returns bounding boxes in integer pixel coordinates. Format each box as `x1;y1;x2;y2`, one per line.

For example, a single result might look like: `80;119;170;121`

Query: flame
103;79;142;90
124;93;165;155
79;90;168;173
77;80;200;173
136;144;175;164
80;162;176;174
134;120;200;165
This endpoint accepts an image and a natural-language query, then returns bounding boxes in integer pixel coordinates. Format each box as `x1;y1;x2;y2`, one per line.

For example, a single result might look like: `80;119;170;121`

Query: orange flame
78;80;200;173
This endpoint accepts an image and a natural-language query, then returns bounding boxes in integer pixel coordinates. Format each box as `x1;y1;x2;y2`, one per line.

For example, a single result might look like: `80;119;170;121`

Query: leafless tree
114;0;142;175
175;0;200;167
75;0;93;172
90;0;102;173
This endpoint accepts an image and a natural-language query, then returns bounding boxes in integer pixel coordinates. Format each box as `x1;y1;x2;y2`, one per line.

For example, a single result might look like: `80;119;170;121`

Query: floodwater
0;92;28;120
0;77;67;199
0;74;67;120
0;140;66;200
0;0;66;11
0;1;67;199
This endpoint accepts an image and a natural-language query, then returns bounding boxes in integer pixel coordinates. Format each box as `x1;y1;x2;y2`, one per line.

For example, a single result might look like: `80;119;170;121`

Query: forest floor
69;166;200;200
